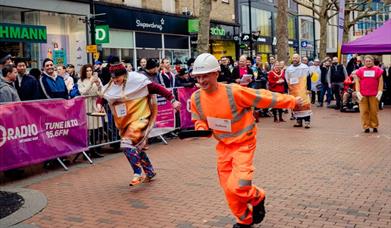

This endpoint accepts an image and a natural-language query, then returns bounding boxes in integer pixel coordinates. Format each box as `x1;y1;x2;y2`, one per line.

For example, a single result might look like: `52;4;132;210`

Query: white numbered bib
207;117;232;132
363;70;375;77
115;103;127;117
290;77;299;84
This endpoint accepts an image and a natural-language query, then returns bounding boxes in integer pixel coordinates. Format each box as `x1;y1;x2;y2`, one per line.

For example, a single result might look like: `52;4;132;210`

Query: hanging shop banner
177;87;198;129
0;23;47;43
0;97;88;172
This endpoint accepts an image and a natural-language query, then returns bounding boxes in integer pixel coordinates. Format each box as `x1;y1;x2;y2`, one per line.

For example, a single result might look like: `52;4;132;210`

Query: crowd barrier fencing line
1;86;194;172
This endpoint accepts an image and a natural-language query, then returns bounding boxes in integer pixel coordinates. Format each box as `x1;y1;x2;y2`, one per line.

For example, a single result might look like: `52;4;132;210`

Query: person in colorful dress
100;63;181;185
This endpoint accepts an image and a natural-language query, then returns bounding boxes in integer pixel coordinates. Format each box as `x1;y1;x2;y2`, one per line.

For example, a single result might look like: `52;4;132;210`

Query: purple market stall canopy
341;20;391;54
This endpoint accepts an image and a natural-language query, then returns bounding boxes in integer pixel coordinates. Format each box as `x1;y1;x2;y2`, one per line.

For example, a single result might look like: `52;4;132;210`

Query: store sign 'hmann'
0;23;47;43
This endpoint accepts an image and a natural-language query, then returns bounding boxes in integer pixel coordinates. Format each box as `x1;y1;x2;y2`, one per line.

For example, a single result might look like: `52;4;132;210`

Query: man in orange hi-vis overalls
190;53;303;228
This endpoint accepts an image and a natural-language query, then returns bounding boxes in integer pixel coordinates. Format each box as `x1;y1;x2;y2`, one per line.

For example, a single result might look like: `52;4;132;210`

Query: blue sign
301;41;308;48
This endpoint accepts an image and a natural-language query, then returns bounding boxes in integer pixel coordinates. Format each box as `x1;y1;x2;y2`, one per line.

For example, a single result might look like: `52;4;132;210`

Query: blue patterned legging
123;148;155;177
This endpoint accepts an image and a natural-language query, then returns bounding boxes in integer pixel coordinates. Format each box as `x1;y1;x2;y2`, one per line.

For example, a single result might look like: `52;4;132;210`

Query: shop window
210;41;236;60
288;16;296;40
121;49;134;64
164;49;189;68
300;18;313;41
241;5;271;36
102;48;120;61
164;35;188;49
136;32;162;48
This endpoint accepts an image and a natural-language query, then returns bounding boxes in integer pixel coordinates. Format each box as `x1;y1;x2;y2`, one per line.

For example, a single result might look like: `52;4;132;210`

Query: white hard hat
192;53;220;75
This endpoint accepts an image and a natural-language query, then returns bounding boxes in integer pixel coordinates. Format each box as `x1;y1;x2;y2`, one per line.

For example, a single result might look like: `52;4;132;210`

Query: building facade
237;0;300;63
95;0;238;66
0;0;90;70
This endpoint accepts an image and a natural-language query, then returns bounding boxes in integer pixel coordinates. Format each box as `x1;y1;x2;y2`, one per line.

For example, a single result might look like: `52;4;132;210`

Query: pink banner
0;97;88;171
155;95;175;128
178;87;198;129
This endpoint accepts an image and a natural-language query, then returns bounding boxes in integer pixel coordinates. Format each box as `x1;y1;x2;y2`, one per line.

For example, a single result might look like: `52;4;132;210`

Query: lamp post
312;1;316;59
248;0;253;58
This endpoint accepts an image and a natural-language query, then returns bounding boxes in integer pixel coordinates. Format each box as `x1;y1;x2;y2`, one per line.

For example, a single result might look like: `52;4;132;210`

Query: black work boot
252;197;266;224
232;223;252;228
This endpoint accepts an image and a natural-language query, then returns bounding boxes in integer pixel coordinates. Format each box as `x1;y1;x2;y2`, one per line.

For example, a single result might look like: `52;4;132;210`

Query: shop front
0;1;89;70
95;3;190;68
209;22;239;60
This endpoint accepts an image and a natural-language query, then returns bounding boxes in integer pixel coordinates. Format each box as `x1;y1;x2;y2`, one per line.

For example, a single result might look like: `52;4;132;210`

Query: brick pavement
15;107;391;227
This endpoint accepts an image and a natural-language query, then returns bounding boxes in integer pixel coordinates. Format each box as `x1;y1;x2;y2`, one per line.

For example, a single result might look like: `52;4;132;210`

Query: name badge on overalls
207;117;232;132
364;70;375;77
290;77;299;84
115;103;127;117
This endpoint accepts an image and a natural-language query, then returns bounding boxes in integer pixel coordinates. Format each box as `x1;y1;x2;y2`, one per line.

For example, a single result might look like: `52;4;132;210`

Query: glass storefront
102;29;135;64
0;6;87;70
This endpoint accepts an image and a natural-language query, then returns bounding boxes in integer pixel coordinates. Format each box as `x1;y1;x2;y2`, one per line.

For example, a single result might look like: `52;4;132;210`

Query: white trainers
129;174;144;186
304;121;311;129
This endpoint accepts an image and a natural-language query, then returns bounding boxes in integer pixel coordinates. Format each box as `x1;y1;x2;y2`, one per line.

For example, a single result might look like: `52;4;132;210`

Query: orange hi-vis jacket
191;83;297;144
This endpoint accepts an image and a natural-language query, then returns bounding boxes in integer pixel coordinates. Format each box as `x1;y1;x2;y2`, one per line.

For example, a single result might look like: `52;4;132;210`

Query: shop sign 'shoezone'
96;4;188;34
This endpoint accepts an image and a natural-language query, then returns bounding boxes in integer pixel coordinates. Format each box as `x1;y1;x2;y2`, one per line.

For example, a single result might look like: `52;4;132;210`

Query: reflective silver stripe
239;179;252;187
191;112;201;120
226;85;251;123
252;89;262;107
232;108;252;123
226;85;238;116
214;123;255;140
194;90;205;120
268;92;277;108
239;208;251;221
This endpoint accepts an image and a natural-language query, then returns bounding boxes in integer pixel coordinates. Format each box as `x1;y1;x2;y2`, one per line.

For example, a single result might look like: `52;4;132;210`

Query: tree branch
292;0;320;16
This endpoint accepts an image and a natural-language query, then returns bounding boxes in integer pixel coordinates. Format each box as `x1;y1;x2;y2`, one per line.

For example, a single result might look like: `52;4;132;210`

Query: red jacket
268;70;285;93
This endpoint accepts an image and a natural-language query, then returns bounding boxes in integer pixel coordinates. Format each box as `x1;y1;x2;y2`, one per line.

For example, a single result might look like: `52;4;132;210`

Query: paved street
4;106;391;228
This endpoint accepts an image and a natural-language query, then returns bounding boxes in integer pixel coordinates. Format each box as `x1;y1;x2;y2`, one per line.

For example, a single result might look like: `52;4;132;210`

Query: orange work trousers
216;138;265;225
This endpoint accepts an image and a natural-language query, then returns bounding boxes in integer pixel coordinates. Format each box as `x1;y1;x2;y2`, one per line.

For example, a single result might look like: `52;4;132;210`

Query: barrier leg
159;135;168;145
82;151;94;164
57;157;69;171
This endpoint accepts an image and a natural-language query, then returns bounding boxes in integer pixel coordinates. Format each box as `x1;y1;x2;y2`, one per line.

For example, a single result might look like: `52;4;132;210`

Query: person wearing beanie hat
99;63;181;186
176;68;195;88
189;53;304;228
138;58;160;83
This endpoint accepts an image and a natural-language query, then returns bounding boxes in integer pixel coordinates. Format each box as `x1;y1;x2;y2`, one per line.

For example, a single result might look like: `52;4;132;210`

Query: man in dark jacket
39;58;68;99
318;58;332;107
138;58;160;83
218;56;233;83
14;58;40;101
327;57;348;109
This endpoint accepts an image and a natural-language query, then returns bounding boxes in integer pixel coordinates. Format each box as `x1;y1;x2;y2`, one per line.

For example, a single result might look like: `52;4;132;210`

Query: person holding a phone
78;64;105;158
